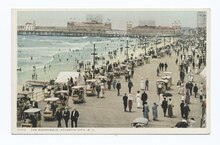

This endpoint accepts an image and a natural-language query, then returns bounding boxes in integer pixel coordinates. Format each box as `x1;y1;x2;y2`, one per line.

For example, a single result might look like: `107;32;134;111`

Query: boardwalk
35;49;205;128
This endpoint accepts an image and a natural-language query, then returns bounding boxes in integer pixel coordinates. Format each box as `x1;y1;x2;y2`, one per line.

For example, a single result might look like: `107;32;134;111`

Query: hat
181;119;187;123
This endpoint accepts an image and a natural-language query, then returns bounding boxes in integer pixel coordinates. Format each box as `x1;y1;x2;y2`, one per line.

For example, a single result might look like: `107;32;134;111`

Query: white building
197;11;206;34
126;21;133;34
197;11;206;28
139;20;156;27
86;14;103;23
24;21;35;31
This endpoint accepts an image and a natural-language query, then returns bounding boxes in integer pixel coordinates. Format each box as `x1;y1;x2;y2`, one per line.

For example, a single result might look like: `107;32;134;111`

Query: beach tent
200;67;207;78
55;72;80;83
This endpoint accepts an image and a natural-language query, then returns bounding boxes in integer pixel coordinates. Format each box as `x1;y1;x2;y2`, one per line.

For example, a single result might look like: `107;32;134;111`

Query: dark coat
63;110;70;120
128;81;133;88
116;83;121;90
141;92;148;102
145;80;149;85
55;111;63;120
96;85;101;92
193;86;198;93
183;105;190;114
161;100;168;109
123;95;128;105
33;101;38;108
188;82;193;89
165;63;168;69
180;102;185;111
71;110;79;120
180;71;185;78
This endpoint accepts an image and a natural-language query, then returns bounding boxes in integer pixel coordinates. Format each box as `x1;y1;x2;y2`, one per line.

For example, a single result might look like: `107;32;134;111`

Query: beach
17;35;158;91
16;35;206;128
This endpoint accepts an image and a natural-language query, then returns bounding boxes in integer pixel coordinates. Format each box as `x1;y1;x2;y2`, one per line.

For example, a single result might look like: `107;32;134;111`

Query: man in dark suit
128;80;133;94
122;93;128;112
55;108;63;127
161;98;168;117
63;107;70;127
96;83;101;98
180;71;185;82
193;84;198;98
116;81;121;96
30;114;37;127
71;108;79;128
183;103;190;120
141;91;148;107
180;100;185;118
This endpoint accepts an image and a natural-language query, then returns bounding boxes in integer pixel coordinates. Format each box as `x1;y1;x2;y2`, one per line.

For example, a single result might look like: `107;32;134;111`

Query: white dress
136;93;142;108
140;79;145;90
100;84;105;98
159;94;164;105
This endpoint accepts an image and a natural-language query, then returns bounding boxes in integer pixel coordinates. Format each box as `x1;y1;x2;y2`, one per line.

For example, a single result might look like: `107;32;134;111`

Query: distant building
86;14;103;23
130;25;179;36
126;21;133;34
181;27;196;35
197;11;206;34
197;11;206;28
67;21;111;34
139;20;156;27
24;21;35;31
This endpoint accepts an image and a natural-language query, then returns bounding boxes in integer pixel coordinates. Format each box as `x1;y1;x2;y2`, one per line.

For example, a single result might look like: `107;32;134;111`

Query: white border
0;0;219;145
11;8;210;135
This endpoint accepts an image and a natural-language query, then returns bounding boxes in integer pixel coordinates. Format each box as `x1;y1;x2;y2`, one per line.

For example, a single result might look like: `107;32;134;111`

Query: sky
17;10;201;30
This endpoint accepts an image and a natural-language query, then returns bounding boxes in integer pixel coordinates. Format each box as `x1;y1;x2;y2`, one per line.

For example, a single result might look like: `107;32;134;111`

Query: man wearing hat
55;108;63;127
71;107;79;128
96;83;101;98
116;81;121;96
183;103;190;120
63;107;70;127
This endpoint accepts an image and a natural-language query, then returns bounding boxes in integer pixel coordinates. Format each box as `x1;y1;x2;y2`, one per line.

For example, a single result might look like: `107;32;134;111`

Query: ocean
17;35;140;91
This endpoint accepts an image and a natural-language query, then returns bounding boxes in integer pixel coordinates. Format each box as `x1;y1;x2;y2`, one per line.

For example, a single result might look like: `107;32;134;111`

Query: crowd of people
18;33;207;128
118;34;207;128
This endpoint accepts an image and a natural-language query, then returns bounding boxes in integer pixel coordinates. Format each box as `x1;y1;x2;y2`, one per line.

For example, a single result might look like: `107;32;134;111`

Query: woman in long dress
136;91;142;108
143;102;149;119
180;83;185;95
128;94;134;112
100;83;105;98
152;102;158;121
185;89;190;104
140;77;145;90
168;98;174;118
159;94;164;105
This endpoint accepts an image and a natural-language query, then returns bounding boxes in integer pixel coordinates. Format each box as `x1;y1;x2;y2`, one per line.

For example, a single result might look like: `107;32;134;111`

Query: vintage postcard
12;9;210;134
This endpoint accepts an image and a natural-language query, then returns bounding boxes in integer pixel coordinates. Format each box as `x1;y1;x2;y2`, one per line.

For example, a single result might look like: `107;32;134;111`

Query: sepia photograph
11;9;209;134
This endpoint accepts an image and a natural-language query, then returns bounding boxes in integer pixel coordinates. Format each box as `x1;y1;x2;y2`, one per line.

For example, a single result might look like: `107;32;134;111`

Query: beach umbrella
163;92;173;97
55;90;68;94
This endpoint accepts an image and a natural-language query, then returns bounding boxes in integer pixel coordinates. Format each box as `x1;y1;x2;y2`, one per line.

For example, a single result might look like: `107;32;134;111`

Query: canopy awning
24;108;42;113
55;72;79;83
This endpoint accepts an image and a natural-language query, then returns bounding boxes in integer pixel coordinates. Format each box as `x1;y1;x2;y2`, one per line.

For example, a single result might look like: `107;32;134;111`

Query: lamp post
139;36;142;48
91;42;97;79
163;35;165;47
144;36;147;55
125;38;129;59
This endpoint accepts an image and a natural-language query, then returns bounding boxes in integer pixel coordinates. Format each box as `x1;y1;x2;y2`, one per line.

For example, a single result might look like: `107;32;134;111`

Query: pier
17;29;180;38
